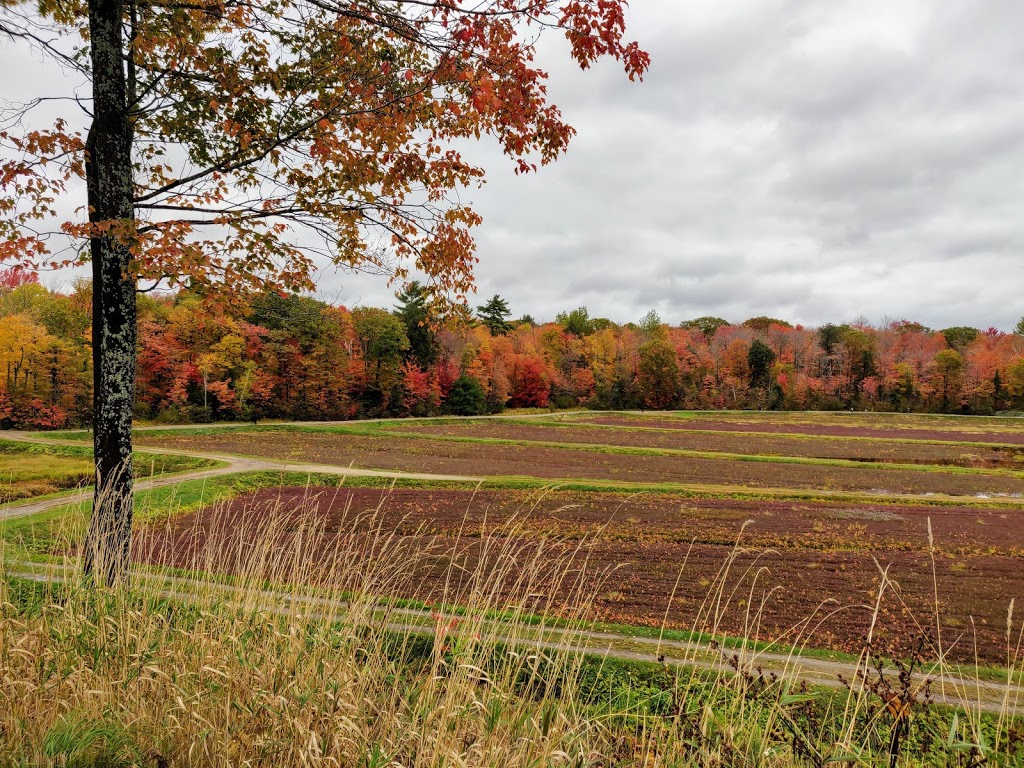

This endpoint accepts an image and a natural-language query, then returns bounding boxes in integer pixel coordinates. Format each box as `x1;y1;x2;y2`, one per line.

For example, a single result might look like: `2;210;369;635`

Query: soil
137;486;1024;663
583;415;1024;446
390;421;1024;469
137;430;1024;498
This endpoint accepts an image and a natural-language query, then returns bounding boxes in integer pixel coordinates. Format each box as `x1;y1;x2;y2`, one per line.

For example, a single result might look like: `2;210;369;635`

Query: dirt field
138;429;1024;497
389;420;1024;469
138;486;1024;663
130;412;1024;663
582;414;1024;445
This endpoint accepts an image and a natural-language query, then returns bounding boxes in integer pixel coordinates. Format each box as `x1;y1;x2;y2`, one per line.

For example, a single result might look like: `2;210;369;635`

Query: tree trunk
82;0;137;586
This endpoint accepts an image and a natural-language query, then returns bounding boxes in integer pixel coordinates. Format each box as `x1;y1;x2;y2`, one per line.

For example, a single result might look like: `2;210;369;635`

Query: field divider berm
9;559;1023;716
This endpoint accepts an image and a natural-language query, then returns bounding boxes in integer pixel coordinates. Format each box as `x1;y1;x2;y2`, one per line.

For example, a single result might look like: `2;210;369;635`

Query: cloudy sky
4;0;1024;329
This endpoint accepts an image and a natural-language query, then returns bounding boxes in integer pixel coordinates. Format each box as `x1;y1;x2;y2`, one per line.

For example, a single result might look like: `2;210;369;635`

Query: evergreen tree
818;323;847;356
477;294;513;335
680;316;729;340
395;281;437;367
747;339;776;388
638;309;664;337
941;326;979;349
445;376;488;415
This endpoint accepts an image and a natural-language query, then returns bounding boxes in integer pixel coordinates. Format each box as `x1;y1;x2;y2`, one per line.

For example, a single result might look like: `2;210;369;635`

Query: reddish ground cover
582;415;1024;445
390;421;1024;469
590;411;1024;433
138;430;1024;497
137;487;1024;663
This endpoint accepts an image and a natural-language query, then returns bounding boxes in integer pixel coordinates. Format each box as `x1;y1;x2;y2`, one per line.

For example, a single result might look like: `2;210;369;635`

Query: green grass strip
502;417;1024;452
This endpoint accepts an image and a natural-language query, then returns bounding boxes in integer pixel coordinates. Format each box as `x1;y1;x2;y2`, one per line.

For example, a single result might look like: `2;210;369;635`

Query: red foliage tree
508;355;550;408
0;266;38;289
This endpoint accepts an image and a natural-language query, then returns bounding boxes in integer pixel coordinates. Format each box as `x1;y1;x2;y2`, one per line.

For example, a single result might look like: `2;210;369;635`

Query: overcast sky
4;0;1024;329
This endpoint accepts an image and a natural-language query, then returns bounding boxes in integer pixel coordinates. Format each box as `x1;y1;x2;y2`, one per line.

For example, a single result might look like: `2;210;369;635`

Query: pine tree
477;295;513;336
395;282;437;367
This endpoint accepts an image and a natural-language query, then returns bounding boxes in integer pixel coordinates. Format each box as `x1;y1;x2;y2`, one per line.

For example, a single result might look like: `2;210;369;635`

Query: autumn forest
2;265;1023;430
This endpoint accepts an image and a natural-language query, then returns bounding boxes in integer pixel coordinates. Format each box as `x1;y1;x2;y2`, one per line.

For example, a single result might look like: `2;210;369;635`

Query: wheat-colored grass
1;487;1022;766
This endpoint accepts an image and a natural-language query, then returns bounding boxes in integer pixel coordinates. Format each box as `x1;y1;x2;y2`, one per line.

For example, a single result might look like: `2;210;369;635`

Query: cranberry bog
137;419;1024;498
132;411;1024;663
387;419;1024;469
578;411;1024;445
139;485;1023;664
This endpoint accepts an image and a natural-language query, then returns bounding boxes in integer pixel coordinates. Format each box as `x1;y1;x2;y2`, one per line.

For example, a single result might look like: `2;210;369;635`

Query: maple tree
507;353;549;407
636;338;679;409
399;360;439;416
0;0;648;582
1006;357;1024;401
0;265;38;290
933;348;964;412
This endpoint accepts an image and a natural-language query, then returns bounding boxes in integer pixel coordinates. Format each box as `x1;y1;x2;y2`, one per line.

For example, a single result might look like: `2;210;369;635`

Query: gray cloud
432;0;1024;329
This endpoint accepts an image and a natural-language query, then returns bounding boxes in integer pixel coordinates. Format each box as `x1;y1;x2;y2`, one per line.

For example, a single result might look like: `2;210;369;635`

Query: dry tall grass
1;488;1022;766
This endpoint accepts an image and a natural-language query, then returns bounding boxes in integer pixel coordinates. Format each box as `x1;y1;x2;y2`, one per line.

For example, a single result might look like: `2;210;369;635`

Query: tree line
4;269;1024;428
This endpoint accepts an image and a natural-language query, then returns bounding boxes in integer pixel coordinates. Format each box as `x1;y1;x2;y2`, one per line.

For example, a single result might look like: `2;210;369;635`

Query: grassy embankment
0;439;220;506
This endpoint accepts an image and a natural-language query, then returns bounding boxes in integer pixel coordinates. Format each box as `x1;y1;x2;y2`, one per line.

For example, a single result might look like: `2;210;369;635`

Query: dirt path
0;431;483;521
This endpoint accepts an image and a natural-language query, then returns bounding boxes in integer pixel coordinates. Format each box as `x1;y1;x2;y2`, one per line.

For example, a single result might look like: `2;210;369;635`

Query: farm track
12;560;1024;716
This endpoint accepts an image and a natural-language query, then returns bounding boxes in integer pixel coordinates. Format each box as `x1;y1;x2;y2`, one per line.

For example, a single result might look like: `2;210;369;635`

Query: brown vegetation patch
138;430;1024;497
584;415;1024;445
138;487;1024;663
392;421;1024;469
